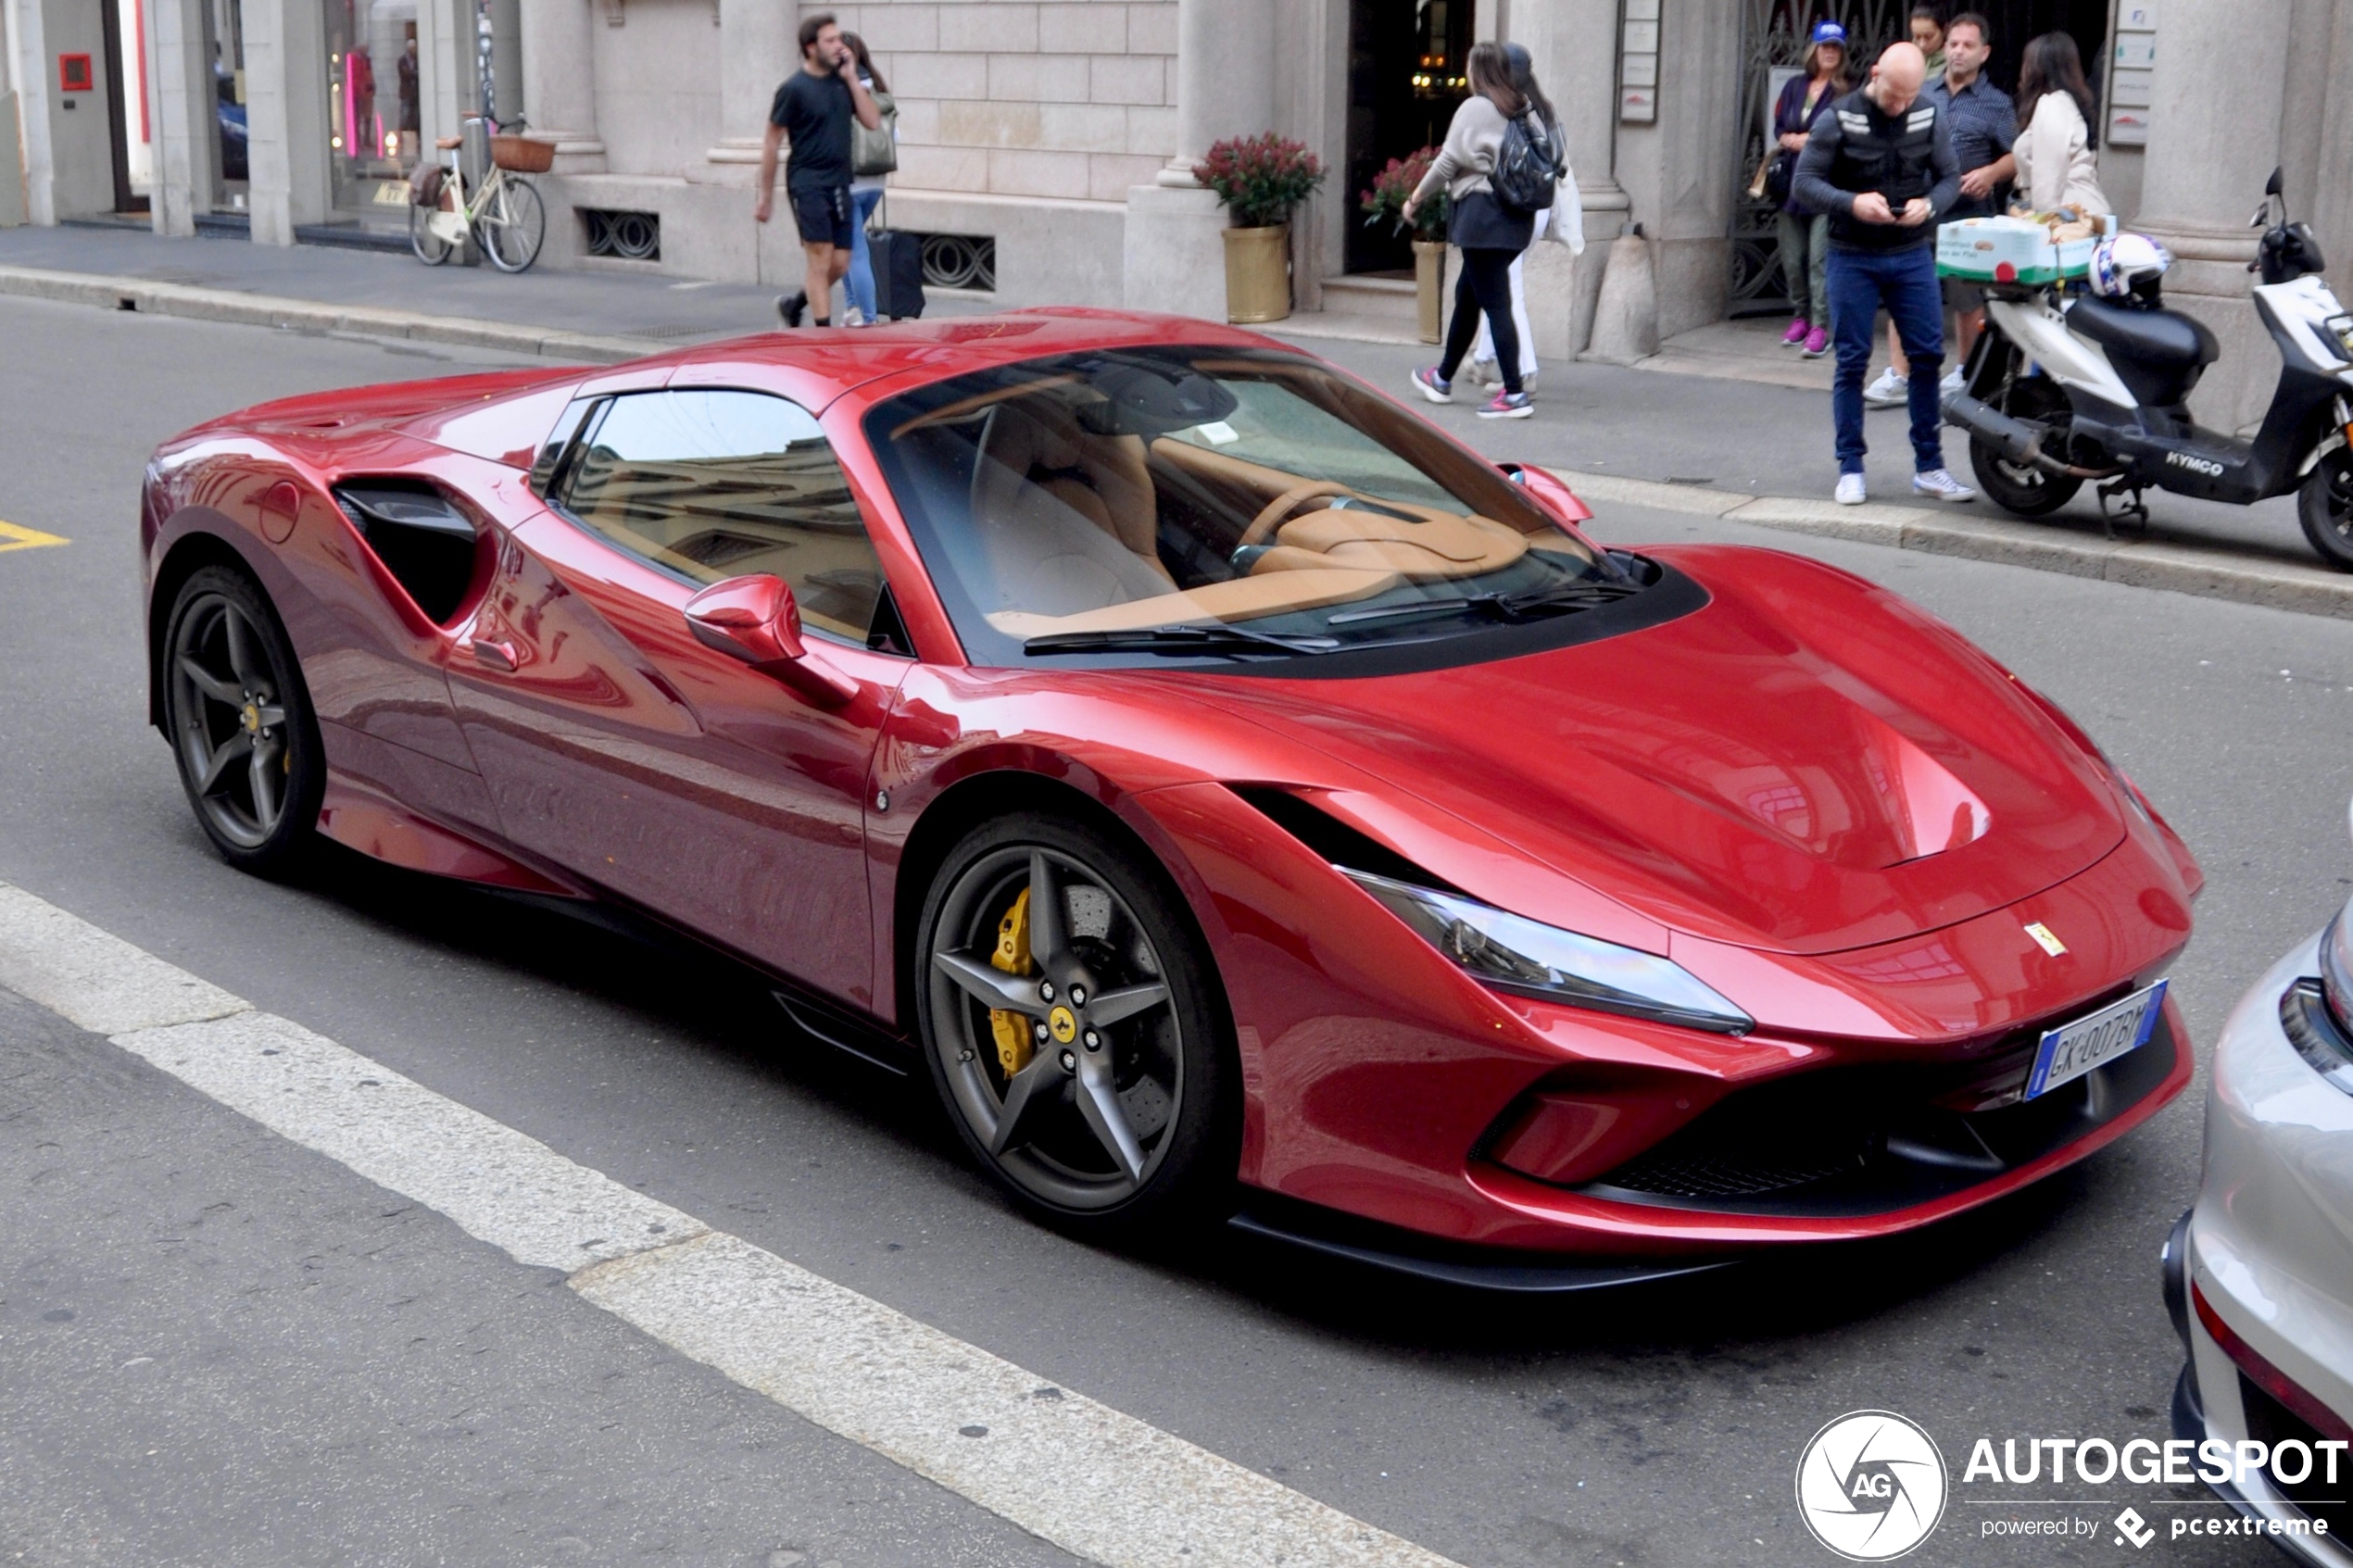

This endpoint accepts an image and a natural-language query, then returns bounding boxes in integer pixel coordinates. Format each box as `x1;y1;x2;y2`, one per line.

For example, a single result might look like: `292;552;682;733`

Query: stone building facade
6;0;2348;431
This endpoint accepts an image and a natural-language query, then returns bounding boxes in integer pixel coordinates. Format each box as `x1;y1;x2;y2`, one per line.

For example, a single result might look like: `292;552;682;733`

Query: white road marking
0;880;1466;1568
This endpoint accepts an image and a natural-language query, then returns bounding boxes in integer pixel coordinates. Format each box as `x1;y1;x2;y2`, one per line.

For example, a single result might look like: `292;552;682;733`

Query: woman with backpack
1771;20;1851;358
1403;41;1563;420
1465;44;1583;393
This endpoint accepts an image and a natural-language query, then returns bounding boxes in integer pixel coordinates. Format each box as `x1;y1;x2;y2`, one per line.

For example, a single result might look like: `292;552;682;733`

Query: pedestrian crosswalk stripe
0;880;1466;1568
0;521;68;552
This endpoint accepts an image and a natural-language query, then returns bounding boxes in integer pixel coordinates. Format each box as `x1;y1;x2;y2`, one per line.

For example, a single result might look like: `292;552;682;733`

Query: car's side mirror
1502;461;1594;524
683;574;855;705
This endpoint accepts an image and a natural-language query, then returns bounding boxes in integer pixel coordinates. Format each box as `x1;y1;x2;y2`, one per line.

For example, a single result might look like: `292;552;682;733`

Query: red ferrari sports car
141;310;2202;1284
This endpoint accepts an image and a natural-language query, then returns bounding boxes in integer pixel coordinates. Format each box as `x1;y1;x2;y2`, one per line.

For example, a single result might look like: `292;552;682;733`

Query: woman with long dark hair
2013;31;2108;215
1466;43;1582;392
840;31;895;324
1402;41;1556;419
1772;20;1853;358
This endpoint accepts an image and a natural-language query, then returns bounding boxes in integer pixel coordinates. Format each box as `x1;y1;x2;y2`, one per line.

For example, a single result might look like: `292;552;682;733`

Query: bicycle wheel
409;200;453;265
475;177;546;273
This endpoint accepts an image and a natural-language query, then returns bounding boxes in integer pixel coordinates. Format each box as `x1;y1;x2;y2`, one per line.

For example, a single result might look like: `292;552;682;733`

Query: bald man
1793;40;1971;506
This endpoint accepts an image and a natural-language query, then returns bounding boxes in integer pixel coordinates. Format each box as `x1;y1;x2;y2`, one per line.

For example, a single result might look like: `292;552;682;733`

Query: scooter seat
2067;296;2220;370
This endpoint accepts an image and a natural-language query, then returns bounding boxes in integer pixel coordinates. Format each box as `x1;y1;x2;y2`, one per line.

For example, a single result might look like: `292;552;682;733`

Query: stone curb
0;264;650;364
1565;469;2353;621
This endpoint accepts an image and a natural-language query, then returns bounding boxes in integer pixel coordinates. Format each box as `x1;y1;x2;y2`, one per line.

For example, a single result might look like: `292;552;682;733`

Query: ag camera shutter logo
1796;1411;1948;1560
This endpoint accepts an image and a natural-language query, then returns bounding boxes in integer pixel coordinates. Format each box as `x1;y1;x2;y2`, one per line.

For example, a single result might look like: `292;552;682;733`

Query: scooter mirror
2253;205;2270;229
2266;165;2284;197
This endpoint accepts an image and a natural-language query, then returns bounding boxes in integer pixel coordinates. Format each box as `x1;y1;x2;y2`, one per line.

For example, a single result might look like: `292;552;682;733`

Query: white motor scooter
1944;168;2353;570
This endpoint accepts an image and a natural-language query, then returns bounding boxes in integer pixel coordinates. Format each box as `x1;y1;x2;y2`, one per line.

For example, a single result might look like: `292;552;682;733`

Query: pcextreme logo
1796;1411;1950;1561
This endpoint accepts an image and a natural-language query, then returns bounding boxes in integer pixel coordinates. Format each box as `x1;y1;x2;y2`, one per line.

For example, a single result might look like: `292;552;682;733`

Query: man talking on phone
1793;40;1972;507
755;12;881;329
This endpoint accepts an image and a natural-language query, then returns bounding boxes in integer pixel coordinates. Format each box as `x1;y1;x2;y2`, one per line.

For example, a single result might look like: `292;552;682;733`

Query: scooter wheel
1969;436;2082;518
2298;450;2353;572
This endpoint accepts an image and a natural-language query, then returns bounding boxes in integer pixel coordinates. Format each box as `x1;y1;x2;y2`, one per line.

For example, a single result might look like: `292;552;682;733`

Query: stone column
142;0;217;235
519;0;604;167
1511;0;1628;358
5;0;56;224
2133;0;2292;432
699;0;787;179
1124;0;1275;320
243;0;334;245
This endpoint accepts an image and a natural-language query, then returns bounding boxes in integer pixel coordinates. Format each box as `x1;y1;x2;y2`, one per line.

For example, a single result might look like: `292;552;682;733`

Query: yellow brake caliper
988;887;1035;1077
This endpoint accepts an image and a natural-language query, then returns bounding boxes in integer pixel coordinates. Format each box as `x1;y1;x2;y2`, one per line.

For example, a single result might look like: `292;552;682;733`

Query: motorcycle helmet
2091;233;2172;304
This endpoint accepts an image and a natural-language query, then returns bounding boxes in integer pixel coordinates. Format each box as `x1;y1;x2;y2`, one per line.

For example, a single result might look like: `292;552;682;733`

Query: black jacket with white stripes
1792;86;1960;253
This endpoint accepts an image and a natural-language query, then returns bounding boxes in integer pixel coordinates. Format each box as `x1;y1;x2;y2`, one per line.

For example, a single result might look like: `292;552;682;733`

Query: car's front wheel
162;565;324;872
916;811;1238;1240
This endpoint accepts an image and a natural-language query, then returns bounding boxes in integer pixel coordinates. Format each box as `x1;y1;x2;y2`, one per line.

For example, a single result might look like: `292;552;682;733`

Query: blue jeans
1827;243;1946;475
845;187;885;322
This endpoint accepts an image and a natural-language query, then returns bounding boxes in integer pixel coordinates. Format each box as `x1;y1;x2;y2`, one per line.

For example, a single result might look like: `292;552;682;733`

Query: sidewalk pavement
4;222;2343;620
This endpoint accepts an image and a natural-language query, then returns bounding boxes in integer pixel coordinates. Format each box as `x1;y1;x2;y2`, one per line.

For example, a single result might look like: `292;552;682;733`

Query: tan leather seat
434;135;463;150
979;402;1168;581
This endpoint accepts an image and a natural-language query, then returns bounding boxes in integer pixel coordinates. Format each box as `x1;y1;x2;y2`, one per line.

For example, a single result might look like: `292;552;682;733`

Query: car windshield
863;346;1628;667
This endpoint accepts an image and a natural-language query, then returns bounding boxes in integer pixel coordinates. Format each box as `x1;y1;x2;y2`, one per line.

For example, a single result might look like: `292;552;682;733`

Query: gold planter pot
1223;223;1292;323
1412;239;1447;345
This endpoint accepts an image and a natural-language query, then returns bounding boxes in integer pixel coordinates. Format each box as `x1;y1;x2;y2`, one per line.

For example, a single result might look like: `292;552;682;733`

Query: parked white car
2167;803;2353;1562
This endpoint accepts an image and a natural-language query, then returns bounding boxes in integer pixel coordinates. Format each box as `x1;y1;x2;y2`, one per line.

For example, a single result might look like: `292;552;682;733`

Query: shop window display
324;0;421;216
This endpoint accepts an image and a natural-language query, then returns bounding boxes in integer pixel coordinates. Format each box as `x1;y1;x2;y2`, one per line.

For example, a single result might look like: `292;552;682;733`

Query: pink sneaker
1780;318;1810;347
1802;325;1830;358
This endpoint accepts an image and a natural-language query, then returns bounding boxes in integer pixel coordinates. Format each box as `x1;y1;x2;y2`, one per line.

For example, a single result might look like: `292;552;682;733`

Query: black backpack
1490;111;1563;213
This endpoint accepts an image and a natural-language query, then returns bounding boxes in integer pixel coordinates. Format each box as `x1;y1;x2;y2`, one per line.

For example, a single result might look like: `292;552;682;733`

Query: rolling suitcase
867;201;927;320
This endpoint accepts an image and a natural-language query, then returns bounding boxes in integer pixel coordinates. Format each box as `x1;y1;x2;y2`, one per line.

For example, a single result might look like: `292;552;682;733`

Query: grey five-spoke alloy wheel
163;566;325;872
917;812;1238;1238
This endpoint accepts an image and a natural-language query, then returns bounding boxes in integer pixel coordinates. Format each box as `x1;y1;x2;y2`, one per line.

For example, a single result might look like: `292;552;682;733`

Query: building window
582;208;661;261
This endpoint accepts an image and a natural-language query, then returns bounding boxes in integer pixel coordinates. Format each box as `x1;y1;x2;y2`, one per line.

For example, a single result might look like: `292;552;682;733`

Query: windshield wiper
1323;580;1641;628
1023;623;1340;658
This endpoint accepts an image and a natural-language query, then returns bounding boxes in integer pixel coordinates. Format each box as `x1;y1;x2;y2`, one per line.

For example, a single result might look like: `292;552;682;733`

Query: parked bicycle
409;116;548;273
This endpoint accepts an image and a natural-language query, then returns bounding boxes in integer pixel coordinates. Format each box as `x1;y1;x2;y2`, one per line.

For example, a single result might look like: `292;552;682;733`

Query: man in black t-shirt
754;12;880;328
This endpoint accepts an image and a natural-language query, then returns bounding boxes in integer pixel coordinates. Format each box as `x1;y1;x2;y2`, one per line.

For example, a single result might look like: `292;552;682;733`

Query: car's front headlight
2322;900;2353;1041
1341;869;1753;1035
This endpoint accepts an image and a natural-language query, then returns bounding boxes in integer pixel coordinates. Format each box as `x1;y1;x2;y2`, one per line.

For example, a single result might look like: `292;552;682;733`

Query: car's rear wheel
162;566;324;872
916;811;1237;1240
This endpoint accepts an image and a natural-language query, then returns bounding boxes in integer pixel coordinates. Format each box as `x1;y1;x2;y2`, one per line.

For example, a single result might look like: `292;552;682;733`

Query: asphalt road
5;295;2350;1567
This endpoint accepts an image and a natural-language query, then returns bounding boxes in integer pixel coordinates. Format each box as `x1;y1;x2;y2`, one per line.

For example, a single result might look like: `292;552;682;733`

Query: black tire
2298;447;2353;571
914;811;1239;1241
1969;376;2083;518
409;200;454;265
476;177;545;273
161;566;325;873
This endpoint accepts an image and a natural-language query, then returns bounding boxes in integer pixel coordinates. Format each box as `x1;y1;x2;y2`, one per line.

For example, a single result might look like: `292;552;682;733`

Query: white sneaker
1464;358;1498;387
841;306;868;328
1912;468;1977;503
1834;473;1868;506
1861;368;1907;407
1939;367;1964;396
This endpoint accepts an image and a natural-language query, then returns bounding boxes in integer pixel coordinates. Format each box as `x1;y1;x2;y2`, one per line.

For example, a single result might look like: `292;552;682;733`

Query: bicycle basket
490;135;555;174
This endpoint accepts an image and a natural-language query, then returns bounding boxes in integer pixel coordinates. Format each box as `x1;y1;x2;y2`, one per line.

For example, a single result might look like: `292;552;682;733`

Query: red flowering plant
1194;133;1327;230
1361;147;1449;242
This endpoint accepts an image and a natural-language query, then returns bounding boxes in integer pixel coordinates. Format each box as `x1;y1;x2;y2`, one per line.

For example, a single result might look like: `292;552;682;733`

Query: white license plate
2026;980;2167;1100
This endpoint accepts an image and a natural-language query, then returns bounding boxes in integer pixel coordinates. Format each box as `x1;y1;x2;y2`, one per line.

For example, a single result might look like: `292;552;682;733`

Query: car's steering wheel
1235;481;1356;553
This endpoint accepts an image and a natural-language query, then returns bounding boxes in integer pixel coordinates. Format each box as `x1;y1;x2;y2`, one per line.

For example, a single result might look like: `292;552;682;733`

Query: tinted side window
560;389;886;645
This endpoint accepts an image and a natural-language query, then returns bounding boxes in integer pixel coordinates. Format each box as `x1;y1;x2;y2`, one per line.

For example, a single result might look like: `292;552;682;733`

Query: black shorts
790;183;854;248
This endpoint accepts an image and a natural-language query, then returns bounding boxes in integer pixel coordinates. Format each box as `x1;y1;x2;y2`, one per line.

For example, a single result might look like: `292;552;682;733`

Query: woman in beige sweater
1401;42;1555;419
2013;31;2109;216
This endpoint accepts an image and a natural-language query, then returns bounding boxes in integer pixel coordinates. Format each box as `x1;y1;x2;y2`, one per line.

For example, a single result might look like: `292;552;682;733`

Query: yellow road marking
0;521;69;553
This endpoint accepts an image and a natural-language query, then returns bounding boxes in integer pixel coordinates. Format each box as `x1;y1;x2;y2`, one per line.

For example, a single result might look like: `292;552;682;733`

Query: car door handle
471;637;518;671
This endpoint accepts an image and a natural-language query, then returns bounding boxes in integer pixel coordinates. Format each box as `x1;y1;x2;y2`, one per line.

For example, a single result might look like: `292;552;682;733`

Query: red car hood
1213;545;2126;957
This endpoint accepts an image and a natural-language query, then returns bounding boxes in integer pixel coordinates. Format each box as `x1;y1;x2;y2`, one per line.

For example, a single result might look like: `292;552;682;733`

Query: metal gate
1730;1;1905;314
